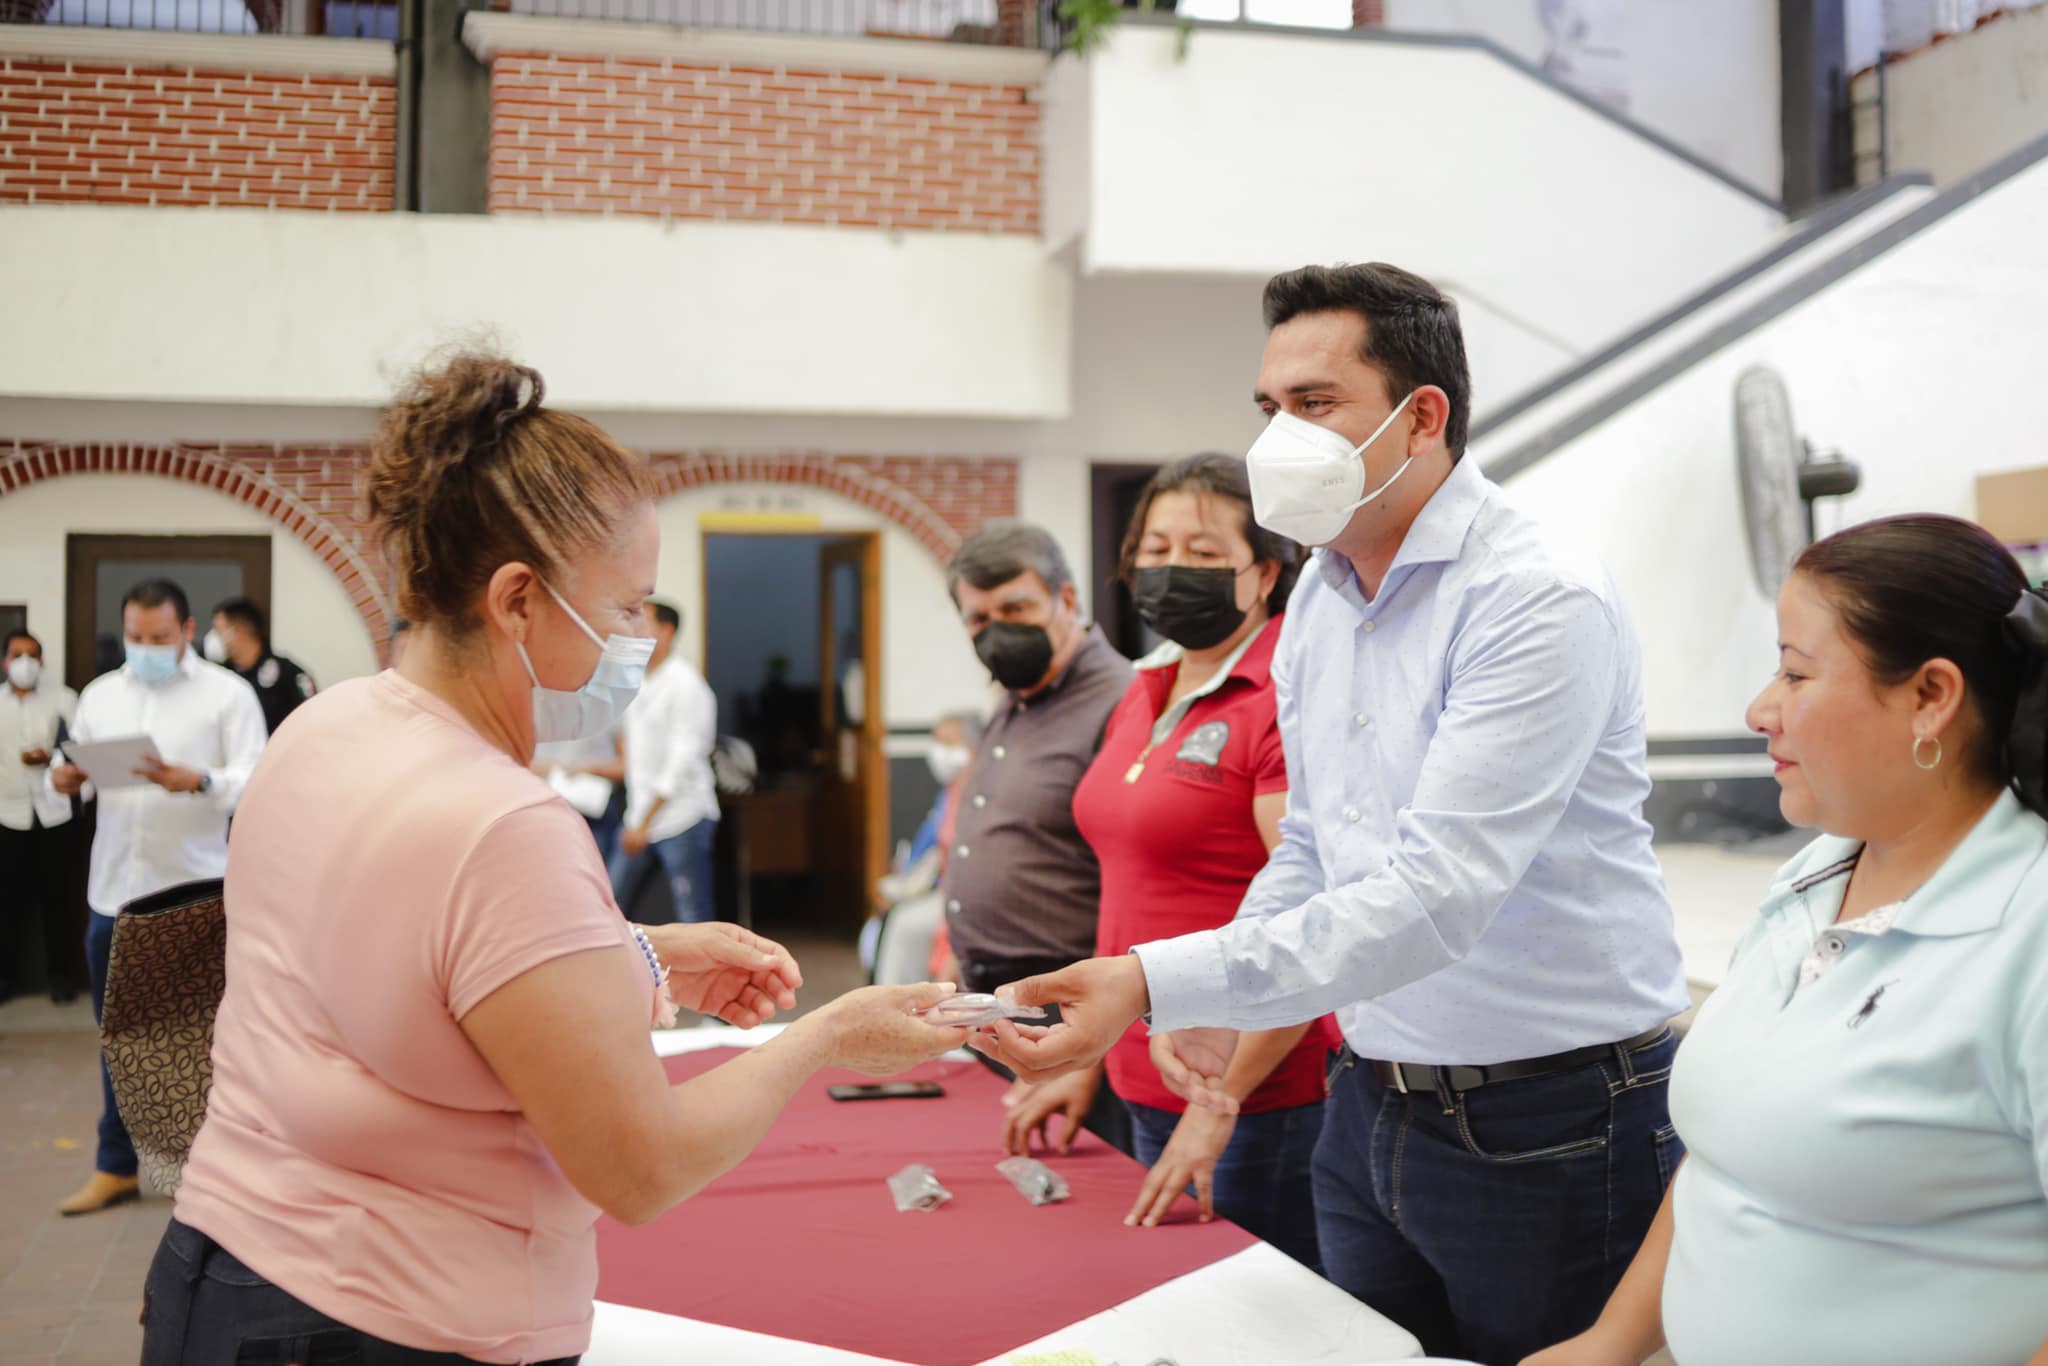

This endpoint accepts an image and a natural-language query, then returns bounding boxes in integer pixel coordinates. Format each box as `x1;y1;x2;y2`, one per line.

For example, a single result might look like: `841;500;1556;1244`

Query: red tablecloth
595;1048;1258;1365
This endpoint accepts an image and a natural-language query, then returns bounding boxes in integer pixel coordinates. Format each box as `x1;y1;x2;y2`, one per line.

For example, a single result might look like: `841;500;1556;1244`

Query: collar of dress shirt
1313;452;1490;604
1763;789;2041;941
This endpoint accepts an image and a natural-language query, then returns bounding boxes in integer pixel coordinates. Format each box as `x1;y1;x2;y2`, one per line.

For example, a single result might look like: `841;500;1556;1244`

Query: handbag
99;878;227;1196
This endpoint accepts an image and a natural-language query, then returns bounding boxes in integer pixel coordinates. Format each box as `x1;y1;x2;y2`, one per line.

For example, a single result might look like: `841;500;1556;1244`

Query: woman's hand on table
1148;1027;1242;1117
801;982;972;1075
1002;1065;1099;1156
1127;1103;1235;1228
645;922;803;1028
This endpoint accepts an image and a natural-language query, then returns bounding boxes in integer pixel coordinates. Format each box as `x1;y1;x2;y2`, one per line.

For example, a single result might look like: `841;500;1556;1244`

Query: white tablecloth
582;1025;1424;1366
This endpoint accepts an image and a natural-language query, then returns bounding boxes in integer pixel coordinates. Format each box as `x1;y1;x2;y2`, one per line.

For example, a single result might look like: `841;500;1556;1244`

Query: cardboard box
1976;466;2048;546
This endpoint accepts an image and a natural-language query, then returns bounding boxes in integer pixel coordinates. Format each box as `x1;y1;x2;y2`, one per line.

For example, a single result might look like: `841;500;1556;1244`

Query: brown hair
1117;453;1301;615
366;352;649;633
1794;514;2027;788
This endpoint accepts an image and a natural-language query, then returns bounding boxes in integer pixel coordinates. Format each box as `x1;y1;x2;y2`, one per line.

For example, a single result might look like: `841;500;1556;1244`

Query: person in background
50;578;267;1217
1002;454;1335;1271
1527;516;2048;1366
534;724;626;857
0;629;84;1006
977;264;1688;1365
944;519;1134;1148
205;597;316;735
611;599;720;924
144;352;966;1364
870;711;983;986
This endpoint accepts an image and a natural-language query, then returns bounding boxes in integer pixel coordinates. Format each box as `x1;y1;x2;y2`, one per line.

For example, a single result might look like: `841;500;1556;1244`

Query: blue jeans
1127;1097;1324;1274
143;1218;578;1364
1314;1031;1682;1366
85;910;137;1179
607;818;717;924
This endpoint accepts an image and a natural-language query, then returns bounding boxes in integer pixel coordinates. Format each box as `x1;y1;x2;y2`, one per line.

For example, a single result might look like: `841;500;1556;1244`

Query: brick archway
0;441;393;649
648;453;1017;562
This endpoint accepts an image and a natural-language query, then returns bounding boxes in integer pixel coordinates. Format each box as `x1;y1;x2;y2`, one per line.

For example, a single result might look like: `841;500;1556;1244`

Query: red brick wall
488;53;1039;233
0;60;395;208
0;442;1017;651
1351;0;1383;25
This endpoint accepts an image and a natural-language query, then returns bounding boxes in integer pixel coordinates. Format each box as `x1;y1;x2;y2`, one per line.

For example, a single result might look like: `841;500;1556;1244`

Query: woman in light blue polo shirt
1526;514;2048;1366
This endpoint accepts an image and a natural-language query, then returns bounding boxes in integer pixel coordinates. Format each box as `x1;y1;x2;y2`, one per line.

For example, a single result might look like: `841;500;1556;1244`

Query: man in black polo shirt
205;598;317;736
944;520;1133;1145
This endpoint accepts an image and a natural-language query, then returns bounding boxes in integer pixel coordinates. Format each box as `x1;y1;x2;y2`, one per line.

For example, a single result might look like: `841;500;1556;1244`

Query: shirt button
972;794;987;809
1362;621;1376;634
955;844;970;859
1353;712;1370;728
1344;807;1361;823
947;899;961;914
993;746;1007;760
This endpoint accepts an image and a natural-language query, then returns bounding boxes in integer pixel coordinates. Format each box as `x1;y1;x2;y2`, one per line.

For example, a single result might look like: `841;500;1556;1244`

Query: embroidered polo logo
1849;979;1899;1029
1177;721;1230;767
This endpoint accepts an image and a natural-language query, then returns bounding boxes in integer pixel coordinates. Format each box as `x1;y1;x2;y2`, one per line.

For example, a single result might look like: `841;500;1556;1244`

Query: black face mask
974;620;1055;692
1131;565;1250;650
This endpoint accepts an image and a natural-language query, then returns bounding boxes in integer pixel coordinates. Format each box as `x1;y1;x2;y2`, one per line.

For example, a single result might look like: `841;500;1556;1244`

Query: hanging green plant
1051;0;1198;59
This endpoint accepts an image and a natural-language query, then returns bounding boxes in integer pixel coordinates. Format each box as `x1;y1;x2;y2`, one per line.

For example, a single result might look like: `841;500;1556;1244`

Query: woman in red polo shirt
1001;452;1336;1271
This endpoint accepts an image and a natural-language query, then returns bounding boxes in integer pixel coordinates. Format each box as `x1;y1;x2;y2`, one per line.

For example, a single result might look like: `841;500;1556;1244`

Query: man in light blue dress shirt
978;264;1689;1365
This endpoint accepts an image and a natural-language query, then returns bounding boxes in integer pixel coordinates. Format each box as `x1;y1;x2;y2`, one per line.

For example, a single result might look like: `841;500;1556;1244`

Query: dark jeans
1314;1030;1682;1366
607;817;717;924
1127;1097;1324;1274
84;909;137;1179
1;816;85;997
144;1218;579;1365
960;953;1134;1157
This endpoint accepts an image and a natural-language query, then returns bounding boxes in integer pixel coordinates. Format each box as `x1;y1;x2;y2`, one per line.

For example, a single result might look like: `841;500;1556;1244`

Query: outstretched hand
969;954;1150;1084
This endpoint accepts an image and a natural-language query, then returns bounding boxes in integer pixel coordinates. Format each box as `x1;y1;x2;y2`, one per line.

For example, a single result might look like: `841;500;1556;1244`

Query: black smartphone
826;1081;946;1102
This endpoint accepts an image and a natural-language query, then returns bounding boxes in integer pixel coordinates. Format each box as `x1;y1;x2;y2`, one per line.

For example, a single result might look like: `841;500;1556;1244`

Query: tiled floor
0;923;868;1366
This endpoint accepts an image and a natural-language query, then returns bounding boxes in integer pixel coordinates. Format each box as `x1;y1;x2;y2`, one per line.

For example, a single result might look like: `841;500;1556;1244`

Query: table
584;1025;1423;1366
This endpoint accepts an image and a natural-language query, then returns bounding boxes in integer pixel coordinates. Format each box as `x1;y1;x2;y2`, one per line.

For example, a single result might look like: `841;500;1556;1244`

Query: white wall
1850;4;2048;186
1477;146;2048;741
0;473;379;690
1379;0;1782;204
649;481;991;730
1070;25;1786;356
0;206;1072;420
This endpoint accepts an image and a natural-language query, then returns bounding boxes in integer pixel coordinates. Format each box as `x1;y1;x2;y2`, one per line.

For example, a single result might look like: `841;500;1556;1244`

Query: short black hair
1118;452;1302;615
1262;262;1474;457
212;596;268;645
648;599;681;632
123;578;191;625
948;520;1074;602
3;629;38;656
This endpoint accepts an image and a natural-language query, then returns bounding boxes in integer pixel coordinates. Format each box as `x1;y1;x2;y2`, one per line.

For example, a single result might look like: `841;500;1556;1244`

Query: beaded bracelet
628;923;681;1030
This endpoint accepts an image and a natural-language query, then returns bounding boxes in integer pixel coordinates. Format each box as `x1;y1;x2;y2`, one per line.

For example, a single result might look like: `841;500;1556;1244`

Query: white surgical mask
202;629;229;664
927;742;971;786
1245;392;1417;547
518;583;656;745
126;642;181;687
6;655;41;691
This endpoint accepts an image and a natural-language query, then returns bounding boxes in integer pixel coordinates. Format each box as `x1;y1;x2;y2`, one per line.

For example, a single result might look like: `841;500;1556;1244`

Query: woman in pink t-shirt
142;353;970;1365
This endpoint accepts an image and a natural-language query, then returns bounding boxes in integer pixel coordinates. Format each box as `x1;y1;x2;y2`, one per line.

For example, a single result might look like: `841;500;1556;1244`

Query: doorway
700;530;885;933
64;534;272;691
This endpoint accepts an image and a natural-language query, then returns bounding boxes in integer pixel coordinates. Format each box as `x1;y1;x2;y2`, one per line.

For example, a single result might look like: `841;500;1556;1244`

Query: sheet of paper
60;734;164;790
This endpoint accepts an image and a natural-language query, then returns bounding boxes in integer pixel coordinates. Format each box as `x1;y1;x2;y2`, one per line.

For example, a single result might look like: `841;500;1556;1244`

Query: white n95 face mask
926;743;971;786
202;629;229;664
1246;392;1417;547
518;583;656;745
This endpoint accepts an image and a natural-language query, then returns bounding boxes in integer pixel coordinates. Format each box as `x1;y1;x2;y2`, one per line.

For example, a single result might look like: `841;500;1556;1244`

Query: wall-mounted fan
1734;365;1863;597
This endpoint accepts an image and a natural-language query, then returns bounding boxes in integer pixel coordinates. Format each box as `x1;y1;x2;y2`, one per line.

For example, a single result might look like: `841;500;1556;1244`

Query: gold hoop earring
1913;736;1942;771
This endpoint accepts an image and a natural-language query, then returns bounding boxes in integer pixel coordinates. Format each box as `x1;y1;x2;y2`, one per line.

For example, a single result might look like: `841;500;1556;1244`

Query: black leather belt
1368;1024;1671;1097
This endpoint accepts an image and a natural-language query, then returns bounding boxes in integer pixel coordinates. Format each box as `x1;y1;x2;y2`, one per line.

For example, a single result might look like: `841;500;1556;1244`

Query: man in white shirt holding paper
1;629;83;1006
49;578;267;1216
609;599;720;923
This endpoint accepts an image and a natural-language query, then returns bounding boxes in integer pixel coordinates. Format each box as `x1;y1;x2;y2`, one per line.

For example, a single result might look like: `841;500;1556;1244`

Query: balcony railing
501;0;1015;45
1;0;395;36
